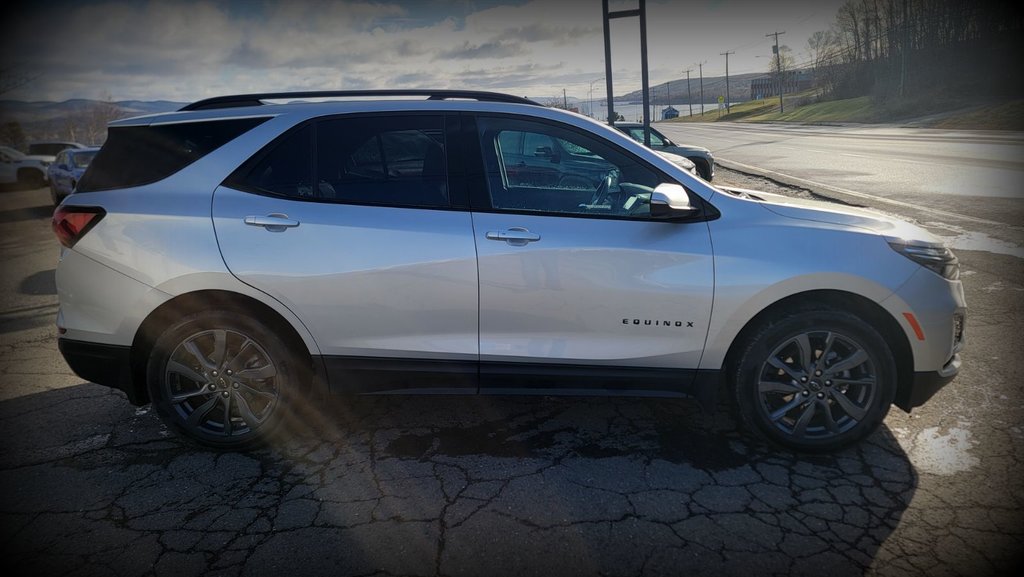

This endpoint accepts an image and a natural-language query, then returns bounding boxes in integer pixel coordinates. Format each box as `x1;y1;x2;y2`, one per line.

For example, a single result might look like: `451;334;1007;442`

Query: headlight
887;239;959;280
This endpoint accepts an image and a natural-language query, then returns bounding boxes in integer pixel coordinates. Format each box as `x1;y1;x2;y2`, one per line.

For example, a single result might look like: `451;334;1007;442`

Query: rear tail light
52;206;105;248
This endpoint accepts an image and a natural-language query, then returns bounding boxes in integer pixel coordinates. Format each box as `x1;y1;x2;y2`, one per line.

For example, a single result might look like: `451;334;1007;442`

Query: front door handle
244;213;300;232
486;227;541;246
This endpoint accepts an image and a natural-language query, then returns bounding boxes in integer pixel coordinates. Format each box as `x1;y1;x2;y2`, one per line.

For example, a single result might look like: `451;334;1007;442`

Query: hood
719;186;942;245
654;150;696;172
665;144;711;156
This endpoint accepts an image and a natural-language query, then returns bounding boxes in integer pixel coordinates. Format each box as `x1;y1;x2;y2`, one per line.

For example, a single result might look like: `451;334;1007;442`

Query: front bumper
895;353;961;411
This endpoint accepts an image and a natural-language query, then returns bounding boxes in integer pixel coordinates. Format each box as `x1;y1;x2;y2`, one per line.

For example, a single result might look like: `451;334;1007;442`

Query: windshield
29;143;77;156
1;146;27;161
624;127;668;147
72;151;97;168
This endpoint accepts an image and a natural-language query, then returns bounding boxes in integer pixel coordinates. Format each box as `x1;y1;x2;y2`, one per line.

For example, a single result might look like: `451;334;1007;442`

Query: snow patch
903;426;979;476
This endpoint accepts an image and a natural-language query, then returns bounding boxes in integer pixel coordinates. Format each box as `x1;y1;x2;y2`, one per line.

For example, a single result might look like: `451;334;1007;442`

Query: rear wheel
147;311;302;449
732;308;896;452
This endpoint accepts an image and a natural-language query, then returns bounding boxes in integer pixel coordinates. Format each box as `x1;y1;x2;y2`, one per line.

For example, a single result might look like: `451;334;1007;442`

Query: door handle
244;213;300;232
486;227;541;246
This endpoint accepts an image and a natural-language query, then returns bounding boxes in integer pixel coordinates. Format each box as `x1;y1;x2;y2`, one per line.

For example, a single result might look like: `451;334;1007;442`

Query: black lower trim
58;338;141;404
896;354;961;411
319;355;720;409
322;356;478;394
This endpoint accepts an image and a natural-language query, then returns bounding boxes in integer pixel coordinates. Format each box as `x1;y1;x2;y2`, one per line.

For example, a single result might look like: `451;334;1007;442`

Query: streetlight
589;77;604;119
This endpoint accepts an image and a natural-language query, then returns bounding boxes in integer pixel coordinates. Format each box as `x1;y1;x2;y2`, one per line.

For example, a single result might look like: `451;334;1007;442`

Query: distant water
580;101;740;123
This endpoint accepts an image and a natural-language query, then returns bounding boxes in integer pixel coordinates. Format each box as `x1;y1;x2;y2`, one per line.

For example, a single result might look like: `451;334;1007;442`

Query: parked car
614;122;715;181
53;90;965;452
28;141;88;159
47;146;100;204
0;145;51;188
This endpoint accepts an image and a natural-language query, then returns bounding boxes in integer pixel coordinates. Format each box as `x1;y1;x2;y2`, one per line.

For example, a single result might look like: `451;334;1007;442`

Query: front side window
479;117;663;218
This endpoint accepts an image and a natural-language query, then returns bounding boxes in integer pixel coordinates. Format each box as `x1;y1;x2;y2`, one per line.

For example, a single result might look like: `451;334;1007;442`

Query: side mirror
534;146;553;158
650;183;700;219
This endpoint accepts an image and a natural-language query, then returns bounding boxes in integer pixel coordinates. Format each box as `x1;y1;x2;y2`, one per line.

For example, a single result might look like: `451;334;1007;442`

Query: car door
468;115;715;394
213;114;479;394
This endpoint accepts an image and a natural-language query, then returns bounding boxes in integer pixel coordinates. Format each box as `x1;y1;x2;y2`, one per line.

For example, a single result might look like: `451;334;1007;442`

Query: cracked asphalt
1;172;1021;577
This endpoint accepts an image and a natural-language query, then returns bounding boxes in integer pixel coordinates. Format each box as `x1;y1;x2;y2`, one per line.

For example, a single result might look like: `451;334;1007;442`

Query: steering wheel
589;174;613;206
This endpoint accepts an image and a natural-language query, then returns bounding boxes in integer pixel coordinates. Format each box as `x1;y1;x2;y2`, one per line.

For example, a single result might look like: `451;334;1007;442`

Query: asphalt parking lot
1;173;1021;577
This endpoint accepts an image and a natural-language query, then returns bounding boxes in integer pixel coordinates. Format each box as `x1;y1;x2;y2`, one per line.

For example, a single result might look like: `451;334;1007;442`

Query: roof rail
180;90;541;111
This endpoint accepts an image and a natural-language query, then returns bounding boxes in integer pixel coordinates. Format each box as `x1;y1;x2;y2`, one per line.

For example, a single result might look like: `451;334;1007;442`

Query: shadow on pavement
0;204;54;224
1;384;918;576
18;269;56;296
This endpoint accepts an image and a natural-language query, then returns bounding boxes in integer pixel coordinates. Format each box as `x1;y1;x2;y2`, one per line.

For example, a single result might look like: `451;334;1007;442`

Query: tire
732;308;897;453
146;311;303;449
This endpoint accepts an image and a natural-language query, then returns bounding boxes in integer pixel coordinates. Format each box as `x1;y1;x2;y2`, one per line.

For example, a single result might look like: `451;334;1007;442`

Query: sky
1;0;847;103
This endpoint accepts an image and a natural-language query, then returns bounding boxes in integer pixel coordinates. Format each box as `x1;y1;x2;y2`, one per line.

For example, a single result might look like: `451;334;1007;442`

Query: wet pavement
1;175;1021;576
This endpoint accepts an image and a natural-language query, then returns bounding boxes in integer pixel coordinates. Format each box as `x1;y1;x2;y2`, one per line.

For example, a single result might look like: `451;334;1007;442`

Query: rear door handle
486;227;541;246
244;213;300;232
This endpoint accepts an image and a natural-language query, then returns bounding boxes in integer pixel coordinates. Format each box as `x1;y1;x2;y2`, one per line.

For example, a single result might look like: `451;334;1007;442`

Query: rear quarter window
77;117;269;192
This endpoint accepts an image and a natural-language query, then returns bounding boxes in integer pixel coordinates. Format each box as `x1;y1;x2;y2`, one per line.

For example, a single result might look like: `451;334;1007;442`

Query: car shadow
0;204;53;224
18;269;56;296
1;384;918;576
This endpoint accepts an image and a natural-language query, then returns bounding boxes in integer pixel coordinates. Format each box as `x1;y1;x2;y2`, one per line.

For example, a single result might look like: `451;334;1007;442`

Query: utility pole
602;0;615;125
698;61;706;117
602;0;651;144
563;88;568;109
684;68;693;117
589;77;603;118
766;30;786;113
720;50;734;113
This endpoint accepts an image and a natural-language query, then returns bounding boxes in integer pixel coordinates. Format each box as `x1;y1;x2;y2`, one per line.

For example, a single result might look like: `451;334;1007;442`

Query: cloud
437;40;525;60
0;0;848;102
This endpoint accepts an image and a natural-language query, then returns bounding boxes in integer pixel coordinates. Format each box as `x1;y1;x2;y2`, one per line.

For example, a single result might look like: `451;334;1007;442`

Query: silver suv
52;90;966;452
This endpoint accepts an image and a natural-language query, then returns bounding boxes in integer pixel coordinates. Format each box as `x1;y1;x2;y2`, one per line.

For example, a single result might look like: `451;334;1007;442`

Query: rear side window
228;115;448;208
77;117;269;192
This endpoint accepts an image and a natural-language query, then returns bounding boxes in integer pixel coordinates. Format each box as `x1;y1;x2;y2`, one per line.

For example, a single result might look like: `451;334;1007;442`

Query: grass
664;91;1024;130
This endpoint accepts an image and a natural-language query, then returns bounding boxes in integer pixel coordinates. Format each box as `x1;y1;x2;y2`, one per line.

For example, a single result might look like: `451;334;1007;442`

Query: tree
0;121;26;149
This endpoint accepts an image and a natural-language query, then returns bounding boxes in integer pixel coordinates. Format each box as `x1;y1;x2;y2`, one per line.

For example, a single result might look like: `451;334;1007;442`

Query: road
1;156;1022;576
658;122;1024;243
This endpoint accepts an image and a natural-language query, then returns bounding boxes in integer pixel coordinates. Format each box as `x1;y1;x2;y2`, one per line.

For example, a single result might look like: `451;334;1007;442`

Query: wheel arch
129;289;324;404
719;289;913;406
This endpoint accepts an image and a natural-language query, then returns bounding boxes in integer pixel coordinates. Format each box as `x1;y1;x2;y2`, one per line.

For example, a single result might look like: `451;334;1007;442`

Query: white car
52;90;965;452
1;145;51;188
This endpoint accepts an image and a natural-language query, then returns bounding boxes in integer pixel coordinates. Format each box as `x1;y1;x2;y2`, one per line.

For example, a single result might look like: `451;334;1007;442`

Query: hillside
617;72;766;105
0;99;184;146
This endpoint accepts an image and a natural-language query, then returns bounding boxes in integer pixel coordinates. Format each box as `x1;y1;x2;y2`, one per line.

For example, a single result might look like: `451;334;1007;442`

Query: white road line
721;158;1011;227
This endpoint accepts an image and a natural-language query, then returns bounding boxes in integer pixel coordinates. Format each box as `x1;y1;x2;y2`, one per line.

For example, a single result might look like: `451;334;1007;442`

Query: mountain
0;99;186;146
617;72;767;104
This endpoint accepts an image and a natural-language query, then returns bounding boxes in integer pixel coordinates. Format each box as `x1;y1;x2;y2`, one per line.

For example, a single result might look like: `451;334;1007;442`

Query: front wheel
732;308;897;453
147;311;302;449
